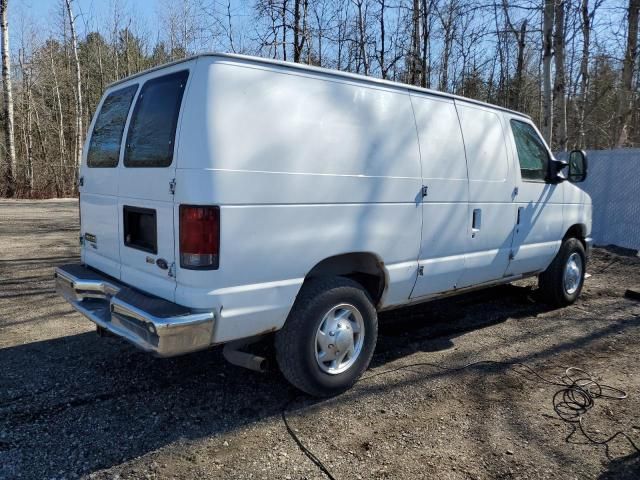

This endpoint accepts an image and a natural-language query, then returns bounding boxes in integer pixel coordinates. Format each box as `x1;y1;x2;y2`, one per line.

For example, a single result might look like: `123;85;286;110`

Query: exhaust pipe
223;340;268;373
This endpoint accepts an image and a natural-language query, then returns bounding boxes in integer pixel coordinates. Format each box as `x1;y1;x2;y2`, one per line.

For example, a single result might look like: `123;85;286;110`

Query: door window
124;70;189;168
87;85;138;168
510;120;550;181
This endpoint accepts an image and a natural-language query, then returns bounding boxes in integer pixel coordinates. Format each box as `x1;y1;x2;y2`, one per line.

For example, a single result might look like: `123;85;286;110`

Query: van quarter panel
175;57;423;341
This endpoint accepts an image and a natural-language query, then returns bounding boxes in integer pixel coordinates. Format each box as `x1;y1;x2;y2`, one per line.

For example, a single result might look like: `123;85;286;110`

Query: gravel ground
1;198;640;480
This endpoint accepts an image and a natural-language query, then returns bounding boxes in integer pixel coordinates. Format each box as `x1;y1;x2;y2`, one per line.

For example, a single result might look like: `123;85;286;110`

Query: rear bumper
55;264;215;357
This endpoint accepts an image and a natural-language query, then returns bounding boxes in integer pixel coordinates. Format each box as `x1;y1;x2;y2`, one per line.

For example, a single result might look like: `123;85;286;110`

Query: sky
17;0;157;26
12;0;256;56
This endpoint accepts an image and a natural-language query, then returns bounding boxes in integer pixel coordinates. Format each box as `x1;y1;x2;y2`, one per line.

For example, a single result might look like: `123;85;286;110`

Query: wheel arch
563;223;587;248
304;252;388;307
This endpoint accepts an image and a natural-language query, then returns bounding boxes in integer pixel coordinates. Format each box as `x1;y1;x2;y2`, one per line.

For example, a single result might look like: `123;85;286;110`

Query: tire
275;276;378;397
539;237;586;307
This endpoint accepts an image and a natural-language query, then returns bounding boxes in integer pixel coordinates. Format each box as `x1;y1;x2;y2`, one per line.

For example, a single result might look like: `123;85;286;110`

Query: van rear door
79;84;138;279
116;68;190;302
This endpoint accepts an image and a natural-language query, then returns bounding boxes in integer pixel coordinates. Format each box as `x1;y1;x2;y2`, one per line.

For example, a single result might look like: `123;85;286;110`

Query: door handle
472;208;482;237
517;207;524;225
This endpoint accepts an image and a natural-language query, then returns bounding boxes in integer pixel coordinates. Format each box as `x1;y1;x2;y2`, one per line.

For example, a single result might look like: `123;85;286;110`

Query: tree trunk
355;0;369;75
379;0;386;78
542;0;554;144
502;1;526;109
19;49;34;195
293;0;301;62
50;48;67;195
420;0;430;88
0;0;16;197
615;0;640;148
65;0;83;190
577;0;591;149
410;0;420;85
439;6;454;92
553;0;567;151
282;0;287;61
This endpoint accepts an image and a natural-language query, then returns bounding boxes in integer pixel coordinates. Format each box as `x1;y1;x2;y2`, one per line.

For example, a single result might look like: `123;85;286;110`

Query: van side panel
175;58;422;342
408;94;469;298
455;102;516;287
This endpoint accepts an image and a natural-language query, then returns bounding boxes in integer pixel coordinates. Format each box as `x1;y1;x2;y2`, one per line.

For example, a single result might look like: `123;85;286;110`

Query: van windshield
87;85;138;168
124;70;189;168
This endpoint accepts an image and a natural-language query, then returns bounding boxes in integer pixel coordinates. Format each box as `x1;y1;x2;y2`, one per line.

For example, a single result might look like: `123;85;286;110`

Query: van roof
108;52;531;120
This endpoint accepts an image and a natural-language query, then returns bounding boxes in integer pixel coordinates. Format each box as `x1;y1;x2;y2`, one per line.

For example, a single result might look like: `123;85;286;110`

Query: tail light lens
179;205;220;269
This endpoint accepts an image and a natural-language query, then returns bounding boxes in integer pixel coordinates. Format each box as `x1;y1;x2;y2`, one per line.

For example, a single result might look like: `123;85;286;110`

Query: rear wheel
539;238;586;307
275;277;378;397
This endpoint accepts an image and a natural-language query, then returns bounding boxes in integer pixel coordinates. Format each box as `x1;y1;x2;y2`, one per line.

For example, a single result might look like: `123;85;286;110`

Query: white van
56;53;592;396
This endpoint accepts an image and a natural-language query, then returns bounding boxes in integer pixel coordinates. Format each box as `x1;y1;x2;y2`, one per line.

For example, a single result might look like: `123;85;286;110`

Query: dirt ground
1;198;640;480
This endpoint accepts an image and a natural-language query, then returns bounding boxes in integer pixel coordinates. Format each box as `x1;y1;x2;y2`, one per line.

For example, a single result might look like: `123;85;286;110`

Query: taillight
179;205;220;269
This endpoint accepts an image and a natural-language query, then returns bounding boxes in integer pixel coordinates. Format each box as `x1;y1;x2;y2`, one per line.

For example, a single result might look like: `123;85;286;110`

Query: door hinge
78;176;84;187
509;251;515;261
421;185;429;198
169;178;176;195
168;262;176;278
418;265;424;276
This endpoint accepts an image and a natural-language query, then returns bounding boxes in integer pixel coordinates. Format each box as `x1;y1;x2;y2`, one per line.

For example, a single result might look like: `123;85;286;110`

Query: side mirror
568;149;588;183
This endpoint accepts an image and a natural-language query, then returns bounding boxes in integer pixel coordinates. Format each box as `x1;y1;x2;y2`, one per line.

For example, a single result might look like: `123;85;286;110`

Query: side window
87;85;137;168
124;70;189;168
510;120;550;181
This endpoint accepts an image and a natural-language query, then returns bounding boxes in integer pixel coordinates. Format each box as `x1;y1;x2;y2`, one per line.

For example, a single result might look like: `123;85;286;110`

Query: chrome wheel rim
563;252;583;295
315;303;365;375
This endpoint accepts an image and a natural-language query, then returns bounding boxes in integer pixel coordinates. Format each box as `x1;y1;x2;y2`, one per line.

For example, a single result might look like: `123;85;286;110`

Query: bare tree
19;49;34;194
553;0;568;151
502;0;527;110
353;0;370;75
615;0;640;147
542;0;554;144
1;0;16;197
420;0;431;88
409;0;421;85
293;0;308;62
576;0;593;148
65;0;83;186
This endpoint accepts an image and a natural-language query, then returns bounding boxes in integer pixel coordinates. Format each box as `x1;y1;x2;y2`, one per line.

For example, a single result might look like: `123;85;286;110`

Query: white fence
575;148;640;251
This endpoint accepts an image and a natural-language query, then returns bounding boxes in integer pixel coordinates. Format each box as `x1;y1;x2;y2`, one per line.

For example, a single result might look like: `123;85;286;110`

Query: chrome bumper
55;264;214;357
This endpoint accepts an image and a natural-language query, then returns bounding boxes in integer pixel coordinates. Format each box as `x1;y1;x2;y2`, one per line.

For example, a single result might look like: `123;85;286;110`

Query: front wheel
539;237;586;307
275;277;378;397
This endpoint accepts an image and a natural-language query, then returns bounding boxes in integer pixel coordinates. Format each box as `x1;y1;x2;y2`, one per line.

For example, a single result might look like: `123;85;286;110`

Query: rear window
87;85;138;168
124;70;189;168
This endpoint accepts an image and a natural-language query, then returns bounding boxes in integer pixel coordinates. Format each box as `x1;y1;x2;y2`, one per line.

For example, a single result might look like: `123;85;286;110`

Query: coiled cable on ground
283;360;639;480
